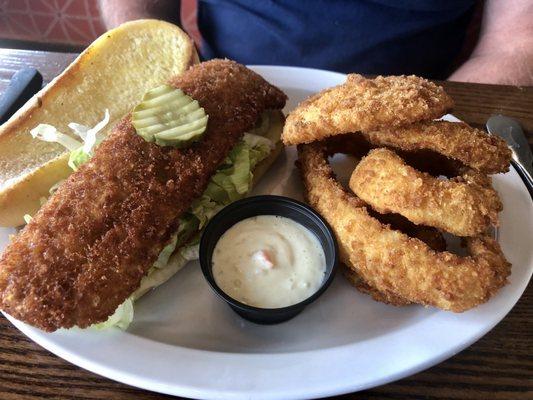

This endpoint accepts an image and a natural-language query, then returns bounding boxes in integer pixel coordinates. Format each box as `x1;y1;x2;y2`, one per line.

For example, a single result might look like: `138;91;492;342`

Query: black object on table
0;68;42;124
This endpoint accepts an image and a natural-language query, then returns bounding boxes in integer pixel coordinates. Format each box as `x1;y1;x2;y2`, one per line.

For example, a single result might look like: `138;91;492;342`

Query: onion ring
283;74;453;145
361;121;511;174
349;148;502;236
297;142;511;312
341;211;448;307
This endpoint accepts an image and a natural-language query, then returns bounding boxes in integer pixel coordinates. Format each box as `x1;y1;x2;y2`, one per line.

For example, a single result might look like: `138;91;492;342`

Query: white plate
2;66;532;400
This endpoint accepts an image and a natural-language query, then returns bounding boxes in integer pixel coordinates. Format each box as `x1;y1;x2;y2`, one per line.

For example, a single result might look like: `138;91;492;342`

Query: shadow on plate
127;262;432;354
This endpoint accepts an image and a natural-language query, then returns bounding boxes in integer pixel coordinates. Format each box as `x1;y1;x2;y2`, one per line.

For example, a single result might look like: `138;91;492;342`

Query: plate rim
3;65;532;400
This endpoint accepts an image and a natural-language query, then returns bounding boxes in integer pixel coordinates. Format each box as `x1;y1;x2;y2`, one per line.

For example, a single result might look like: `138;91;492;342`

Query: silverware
0;68;43;124
486;115;533;198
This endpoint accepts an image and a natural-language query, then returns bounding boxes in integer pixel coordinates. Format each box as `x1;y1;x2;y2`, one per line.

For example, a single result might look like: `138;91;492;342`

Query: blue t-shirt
197;0;476;78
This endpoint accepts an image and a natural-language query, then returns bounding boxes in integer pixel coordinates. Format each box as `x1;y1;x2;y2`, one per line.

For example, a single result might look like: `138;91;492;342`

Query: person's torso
197;0;476;78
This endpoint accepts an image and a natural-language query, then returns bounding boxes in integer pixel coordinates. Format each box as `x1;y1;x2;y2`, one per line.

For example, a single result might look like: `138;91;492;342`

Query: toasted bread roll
0;19;198;226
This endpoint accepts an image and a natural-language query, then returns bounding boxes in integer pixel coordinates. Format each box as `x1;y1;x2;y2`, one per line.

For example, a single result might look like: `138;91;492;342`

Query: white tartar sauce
212;215;326;308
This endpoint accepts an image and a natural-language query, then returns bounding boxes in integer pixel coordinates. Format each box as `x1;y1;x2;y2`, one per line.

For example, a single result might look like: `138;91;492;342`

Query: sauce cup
199;195;338;324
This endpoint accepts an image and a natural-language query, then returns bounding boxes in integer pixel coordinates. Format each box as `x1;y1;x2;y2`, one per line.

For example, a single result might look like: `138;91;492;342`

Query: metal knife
0;68;43;124
486;115;533;199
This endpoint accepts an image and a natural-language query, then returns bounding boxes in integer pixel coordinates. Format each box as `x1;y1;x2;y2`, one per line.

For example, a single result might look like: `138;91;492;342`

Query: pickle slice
132;85;208;147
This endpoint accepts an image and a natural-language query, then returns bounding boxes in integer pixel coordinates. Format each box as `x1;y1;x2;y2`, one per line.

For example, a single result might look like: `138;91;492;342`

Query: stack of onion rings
285;74;512;312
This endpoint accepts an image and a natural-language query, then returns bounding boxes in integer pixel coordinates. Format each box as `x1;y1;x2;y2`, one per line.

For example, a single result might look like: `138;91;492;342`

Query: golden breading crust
340;215;446;307
282;74;453;145
297;142;511;312
362;121;511;174
350;148;502;237
341;266;412;306
328;165;449;307
0;59;287;331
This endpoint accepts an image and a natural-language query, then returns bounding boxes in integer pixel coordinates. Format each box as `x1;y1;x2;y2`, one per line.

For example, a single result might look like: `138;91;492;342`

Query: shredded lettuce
89;298;134;330
68;110;110;170
87;243;196;331
176;213;201;243
211;172;240;202
187;127;276;234
132;243;199;301
228;143;251;195
203;180;227;204
187;133;271;228
190;196;222;229
153;234;178;269
68;147;91;171
80;111;110;153
31;110;110;172
30;124;82;151
243;132;273;155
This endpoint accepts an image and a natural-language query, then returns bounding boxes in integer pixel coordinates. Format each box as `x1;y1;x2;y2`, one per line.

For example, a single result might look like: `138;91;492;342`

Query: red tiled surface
0;0;200;46
0;0;105;45
182;0;200;46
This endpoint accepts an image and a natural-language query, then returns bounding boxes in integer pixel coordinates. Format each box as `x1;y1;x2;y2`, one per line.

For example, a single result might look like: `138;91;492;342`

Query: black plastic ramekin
199;195;338;324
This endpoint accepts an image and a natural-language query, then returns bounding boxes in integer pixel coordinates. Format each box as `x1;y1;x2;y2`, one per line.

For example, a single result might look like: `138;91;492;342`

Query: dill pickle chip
132;85;208;146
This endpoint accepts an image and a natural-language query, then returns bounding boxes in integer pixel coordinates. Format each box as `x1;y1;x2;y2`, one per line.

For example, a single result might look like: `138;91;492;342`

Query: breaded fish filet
298;142;511;312
0;60;287;331
350;148;502;237
362;121;511;174
282;74;453;145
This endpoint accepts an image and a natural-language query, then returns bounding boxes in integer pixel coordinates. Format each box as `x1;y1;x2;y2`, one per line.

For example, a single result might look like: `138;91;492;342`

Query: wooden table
0;49;531;400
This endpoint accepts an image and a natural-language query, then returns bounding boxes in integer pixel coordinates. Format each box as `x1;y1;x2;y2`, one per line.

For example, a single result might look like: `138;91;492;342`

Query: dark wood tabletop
0;48;531;400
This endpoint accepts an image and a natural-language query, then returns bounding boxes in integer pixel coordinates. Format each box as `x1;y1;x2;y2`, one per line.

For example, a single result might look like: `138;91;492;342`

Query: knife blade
487;115;533;198
0;68;43;124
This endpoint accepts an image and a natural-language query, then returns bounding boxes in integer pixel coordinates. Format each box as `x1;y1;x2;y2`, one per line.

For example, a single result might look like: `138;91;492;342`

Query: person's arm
98;0;181;29
449;0;533;86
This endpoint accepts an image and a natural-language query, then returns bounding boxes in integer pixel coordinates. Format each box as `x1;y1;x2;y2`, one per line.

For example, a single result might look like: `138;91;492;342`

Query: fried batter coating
298;142;511;312
283;74;453;145
342;266;412;306
350;148;502;237
340;213;446;307
362;121;511;174
0;59;287;331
